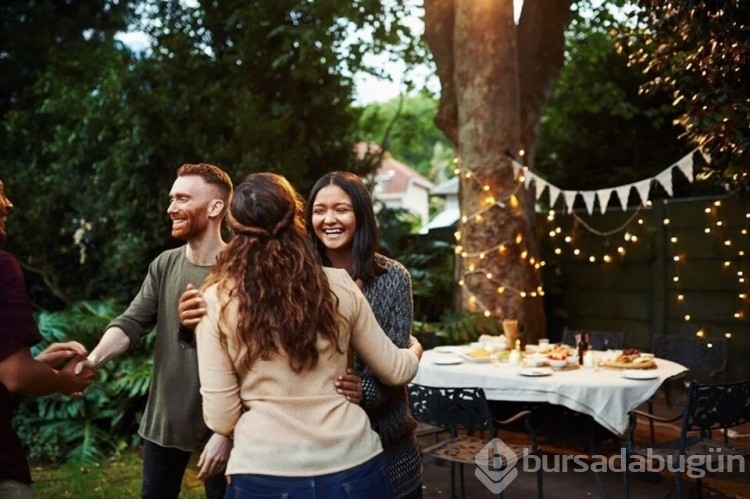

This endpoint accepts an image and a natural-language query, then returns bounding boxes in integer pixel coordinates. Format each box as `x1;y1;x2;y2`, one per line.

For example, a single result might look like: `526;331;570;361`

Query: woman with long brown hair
195;172;422;498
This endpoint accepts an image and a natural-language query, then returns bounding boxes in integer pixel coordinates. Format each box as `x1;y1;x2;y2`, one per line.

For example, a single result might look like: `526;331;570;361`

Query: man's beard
172;216;208;241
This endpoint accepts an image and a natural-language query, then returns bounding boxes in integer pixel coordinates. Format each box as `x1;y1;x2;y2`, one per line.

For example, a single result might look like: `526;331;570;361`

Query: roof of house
430;176;458;196
354;142;433;194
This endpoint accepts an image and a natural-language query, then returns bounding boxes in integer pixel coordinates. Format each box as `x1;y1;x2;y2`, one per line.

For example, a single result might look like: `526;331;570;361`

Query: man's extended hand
178;283;207;329
35;341;88;368
60;355;97;396
334;368;363;404
197;433;232;480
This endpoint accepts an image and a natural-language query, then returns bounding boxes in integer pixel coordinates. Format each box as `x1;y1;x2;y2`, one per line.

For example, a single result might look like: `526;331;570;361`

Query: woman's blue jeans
224;453;393;499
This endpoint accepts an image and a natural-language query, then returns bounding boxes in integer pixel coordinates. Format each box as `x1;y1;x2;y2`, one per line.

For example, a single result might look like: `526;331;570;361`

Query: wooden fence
541;193;749;380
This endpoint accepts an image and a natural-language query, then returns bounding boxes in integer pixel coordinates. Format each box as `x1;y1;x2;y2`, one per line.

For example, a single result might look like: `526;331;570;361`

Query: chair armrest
494;409;532;426
631;408;682;424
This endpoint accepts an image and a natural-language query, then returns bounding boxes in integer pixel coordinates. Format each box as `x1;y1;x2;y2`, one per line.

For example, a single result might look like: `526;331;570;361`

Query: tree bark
424;0;572;342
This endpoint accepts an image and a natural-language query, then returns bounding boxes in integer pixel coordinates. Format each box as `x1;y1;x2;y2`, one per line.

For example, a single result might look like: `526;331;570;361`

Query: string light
454;150;748;338
452;154;547;319
545;193;747;336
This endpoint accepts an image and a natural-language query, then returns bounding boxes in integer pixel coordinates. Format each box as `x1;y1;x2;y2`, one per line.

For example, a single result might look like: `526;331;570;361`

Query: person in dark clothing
0;178;96;499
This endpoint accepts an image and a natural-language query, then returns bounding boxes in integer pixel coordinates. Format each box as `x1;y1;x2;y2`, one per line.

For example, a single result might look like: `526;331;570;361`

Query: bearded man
77;164;233;499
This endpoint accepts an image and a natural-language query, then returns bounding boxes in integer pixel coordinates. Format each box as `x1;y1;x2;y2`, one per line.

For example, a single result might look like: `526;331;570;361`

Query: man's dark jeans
141;439;226;499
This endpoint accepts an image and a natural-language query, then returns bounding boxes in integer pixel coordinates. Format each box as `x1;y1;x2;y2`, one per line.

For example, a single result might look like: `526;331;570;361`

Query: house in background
354;142;434;228
420;176;459;234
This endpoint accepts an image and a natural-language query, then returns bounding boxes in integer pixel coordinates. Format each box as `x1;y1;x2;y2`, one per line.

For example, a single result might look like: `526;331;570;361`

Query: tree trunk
424;0;571;342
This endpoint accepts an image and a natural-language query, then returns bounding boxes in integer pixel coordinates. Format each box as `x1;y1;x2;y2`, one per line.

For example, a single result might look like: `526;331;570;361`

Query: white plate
433;357;463;366
622;369;659;380
459;353;492;363
518;367;553;377
433;346;465;354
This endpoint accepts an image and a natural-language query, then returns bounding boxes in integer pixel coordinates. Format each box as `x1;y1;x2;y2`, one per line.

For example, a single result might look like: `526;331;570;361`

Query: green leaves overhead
2;0;425;306
619;0;749;178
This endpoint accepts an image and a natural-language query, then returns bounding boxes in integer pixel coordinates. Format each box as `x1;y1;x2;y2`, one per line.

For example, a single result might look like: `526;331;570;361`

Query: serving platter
433;346;466;354
433;357;463;366
459;353;492;363
622;369;659;380
518;367;553;377
601;359;657;370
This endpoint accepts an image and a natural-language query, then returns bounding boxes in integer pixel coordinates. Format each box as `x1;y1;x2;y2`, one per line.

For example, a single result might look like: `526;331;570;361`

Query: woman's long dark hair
306;171;386;282
203;173;342;373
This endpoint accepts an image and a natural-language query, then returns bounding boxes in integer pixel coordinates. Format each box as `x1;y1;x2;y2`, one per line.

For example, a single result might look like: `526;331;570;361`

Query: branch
19;261;72;308
424;0;458;147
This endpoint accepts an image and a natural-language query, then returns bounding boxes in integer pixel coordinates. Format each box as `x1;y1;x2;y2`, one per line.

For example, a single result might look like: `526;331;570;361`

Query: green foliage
535;2;691;198
414;310;498;345
15;301;152;463
376;205;456;324
1;0;426;308
374;204;503;345
32;449;205;499
619;0;749;179
357;92;454;178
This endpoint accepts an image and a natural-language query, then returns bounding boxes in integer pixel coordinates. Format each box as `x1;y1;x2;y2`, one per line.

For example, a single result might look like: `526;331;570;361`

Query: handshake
35;341;97;396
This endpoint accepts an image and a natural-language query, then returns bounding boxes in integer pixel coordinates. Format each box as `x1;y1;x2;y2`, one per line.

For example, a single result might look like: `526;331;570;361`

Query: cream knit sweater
196;267;419;477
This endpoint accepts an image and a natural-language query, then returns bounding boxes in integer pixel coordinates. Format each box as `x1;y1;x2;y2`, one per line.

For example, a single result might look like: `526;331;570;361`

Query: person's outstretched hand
60;355;97;396
334;368;363;404
197;433;232;480
178;283;207;330
35;341;88;368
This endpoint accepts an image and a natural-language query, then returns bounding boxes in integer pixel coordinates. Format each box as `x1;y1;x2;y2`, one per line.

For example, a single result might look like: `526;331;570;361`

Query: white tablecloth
413;349;688;435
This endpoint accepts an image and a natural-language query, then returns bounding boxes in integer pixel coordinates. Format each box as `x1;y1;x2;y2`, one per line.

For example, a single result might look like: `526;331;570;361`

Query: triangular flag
511;159;523;174
548;184;561;209
655;168;674;197
535;177;548;200
634;179;652;206
582;191;596;215
563;191;578;213
615;185;631;211
597;189;614;214
701;148;711;164
675;154;694;183
524;170;535;188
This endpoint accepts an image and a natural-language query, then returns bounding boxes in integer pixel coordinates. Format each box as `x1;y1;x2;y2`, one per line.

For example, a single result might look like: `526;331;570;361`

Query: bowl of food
547;358;567;369
524;353;547;367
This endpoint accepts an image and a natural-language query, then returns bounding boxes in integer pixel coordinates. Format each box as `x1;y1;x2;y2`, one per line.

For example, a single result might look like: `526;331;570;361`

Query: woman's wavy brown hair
203;172;342;373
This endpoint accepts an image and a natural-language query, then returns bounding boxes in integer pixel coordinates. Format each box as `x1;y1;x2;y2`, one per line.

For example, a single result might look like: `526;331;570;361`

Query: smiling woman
305;172;424;499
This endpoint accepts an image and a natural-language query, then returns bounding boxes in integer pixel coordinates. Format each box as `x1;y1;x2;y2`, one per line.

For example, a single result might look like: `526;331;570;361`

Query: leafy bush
375;205;457;324
15;300;152;463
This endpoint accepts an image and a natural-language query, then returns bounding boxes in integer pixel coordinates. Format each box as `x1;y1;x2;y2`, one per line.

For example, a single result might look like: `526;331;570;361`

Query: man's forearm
0;349;79;396
87;327;131;368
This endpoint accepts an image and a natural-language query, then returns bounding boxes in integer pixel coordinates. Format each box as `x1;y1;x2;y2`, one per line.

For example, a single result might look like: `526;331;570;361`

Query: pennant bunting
634;180;652;206
524;170;535;188
675;154;694;182
512;148;705;214
548;184;561;209
597;189;614;214
535;177;547;200
655;168;674;197
615;185;632;211
563;191;578;214
581;191;597;215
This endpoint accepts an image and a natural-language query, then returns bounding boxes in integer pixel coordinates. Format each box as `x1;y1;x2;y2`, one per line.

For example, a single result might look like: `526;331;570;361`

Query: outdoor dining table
413;347;689;436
